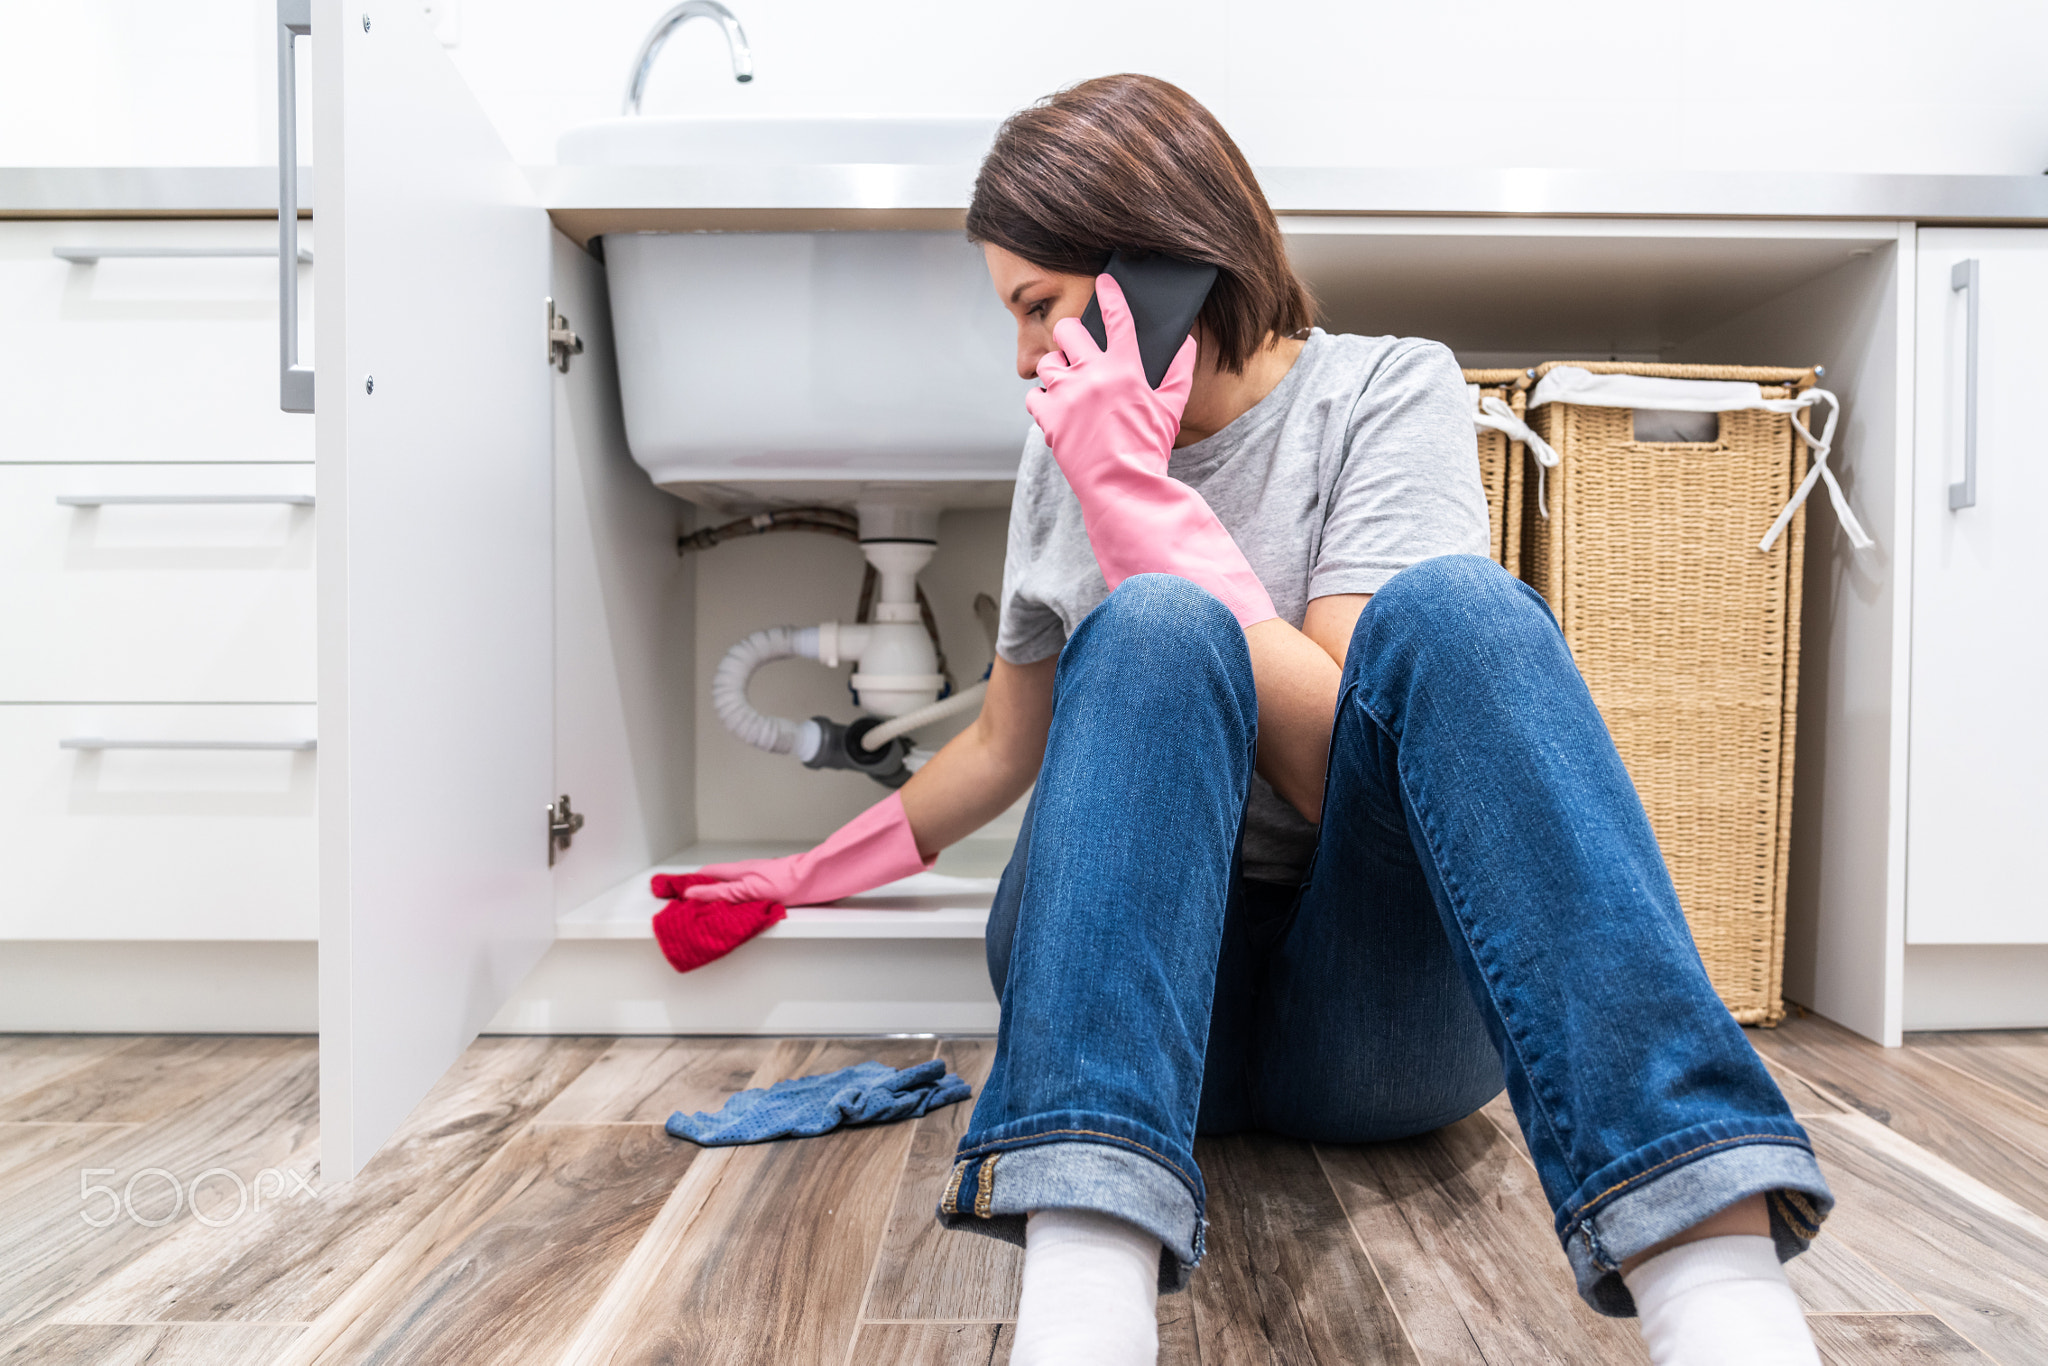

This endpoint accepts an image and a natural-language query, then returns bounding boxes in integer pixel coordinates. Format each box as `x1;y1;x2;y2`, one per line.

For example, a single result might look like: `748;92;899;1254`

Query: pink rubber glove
681;790;935;905
1024;274;1277;629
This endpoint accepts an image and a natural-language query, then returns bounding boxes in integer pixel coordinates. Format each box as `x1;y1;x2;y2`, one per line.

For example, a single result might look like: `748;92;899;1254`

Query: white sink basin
557;114;1002;167
557;116;1025;508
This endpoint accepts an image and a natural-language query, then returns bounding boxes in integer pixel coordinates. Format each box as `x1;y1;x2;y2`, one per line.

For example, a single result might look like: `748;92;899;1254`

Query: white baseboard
486;935;1000;1035
0;940;316;1032
0;929;1001;1038
26;934;2017;1041
1903;944;2048;1031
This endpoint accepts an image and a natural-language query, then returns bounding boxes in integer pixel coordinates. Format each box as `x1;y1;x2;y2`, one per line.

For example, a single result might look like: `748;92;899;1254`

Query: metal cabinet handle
278;0;313;414
1950;258;1979;511
60;738;316;751
56;494;315;507
54;246;311;264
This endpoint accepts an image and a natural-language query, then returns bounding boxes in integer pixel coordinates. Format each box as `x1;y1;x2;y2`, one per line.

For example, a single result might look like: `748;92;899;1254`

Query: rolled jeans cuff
1563;1130;1834;1316
936;1139;1203;1291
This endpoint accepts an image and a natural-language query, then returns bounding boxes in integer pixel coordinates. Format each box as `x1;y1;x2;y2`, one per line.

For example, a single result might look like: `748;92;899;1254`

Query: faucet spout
622;0;753;116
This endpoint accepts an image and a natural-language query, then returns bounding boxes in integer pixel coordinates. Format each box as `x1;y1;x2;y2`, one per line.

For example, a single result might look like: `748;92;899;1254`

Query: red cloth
649;873;787;973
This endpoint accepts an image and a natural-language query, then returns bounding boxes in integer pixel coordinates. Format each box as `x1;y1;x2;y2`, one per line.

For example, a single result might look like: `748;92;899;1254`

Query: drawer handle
278;0;314;414
60;738;316;752
1950;258;1979;511
52;246;313;265
56;494;314;507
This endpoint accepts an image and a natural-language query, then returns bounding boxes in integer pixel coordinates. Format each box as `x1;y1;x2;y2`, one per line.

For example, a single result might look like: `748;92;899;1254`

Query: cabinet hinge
547;794;585;866
546;297;583;373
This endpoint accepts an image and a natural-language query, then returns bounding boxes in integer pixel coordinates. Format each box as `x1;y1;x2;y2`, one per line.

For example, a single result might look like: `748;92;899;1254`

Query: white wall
7;0;2048;176
0;1;284;166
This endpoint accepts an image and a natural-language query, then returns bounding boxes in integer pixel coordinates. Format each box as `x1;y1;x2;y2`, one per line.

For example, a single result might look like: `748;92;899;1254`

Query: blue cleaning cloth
666;1058;972;1145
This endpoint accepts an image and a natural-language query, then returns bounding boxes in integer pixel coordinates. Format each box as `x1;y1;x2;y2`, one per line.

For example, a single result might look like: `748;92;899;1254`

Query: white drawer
0;464;314;702
0;705;317;940
0;219;312;464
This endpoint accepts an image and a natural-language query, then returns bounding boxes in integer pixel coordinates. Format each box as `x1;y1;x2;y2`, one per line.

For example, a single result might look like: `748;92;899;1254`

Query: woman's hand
1023;274;1277;630
683;790;932;906
1026;273;1196;485
686;656;1057;908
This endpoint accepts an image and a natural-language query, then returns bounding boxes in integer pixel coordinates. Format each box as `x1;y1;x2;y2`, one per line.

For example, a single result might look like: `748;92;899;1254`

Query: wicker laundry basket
1462;368;1530;574
1522;361;1817;1026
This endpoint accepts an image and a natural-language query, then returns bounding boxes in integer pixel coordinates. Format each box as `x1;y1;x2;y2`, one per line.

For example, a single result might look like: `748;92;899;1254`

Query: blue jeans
938;560;1832;1316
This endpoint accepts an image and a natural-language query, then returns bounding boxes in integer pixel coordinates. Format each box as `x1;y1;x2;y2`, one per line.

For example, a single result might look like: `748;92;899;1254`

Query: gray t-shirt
996;329;1489;884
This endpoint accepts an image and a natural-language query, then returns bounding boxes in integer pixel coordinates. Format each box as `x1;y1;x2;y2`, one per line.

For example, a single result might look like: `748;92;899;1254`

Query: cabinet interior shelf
556;840;1011;942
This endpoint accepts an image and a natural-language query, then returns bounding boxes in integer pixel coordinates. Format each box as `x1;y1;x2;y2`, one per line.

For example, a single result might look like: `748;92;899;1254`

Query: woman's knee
1085;573;1239;641
1047;573;1258;775
1348;555;1556;663
1063;574;1253;694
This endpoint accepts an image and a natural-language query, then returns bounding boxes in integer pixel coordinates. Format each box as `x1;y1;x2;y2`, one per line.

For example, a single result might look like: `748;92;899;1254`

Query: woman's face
982;243;1097;380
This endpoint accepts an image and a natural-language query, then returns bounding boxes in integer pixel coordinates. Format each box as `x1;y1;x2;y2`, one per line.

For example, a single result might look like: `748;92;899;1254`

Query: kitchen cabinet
10;0;2047;1179
314;0;1927;1180
0;217;317;960
309;0;554;1179
1907;230;2048;947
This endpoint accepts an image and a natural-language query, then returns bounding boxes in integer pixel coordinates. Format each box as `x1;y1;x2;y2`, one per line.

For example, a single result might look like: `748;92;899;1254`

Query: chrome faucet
622;1;754;115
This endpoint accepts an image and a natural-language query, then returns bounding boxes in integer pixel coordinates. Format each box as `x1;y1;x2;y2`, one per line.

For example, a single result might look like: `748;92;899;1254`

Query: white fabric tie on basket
1521;368;1873;553
1468;385;1562;518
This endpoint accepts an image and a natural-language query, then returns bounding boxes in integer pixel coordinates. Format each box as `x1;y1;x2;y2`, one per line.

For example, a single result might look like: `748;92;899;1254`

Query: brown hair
968;74;1313;375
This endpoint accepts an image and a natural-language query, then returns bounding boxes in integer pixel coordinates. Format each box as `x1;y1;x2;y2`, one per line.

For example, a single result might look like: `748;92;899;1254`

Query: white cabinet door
0;220;313;463
0;465;315;702
1908;229;2048;945
313;0;553;1180
0;705;317;940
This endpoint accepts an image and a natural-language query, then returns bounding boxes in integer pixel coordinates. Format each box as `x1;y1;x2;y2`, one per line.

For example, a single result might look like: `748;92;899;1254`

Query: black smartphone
1078;249;1219;390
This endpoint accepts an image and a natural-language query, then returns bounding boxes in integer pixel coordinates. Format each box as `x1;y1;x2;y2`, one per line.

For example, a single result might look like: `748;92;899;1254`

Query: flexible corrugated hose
712;625;817;754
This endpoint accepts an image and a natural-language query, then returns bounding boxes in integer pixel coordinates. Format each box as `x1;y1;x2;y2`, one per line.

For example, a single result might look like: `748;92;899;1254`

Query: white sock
1622;1234;1819;1366
1009;1208;1160;1366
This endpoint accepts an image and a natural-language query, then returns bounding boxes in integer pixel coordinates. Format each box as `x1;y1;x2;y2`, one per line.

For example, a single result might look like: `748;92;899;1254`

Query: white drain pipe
858;680;988;751
711;625;819;755
713;499;959;761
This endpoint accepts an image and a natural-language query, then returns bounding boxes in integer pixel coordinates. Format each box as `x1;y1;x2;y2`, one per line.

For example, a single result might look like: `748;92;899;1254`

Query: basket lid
1530;365;1815;413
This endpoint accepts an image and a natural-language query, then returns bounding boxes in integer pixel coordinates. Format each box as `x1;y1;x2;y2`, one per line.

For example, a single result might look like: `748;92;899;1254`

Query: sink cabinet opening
524;217;1904;1033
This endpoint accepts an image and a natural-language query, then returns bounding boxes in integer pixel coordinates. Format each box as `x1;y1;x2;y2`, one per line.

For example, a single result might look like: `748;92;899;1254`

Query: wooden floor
1;1015;2045;1364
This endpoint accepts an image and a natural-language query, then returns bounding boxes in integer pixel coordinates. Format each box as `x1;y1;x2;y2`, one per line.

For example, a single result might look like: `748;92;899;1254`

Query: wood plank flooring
0;1015;2042;1364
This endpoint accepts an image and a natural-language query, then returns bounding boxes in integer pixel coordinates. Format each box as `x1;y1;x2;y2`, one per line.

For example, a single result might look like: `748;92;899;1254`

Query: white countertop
10;165;2048;230
0;167;313;217
536;165;2048;228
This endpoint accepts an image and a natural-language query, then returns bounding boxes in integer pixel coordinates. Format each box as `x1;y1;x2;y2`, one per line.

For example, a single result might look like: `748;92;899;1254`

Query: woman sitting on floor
682;73;1833;1366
